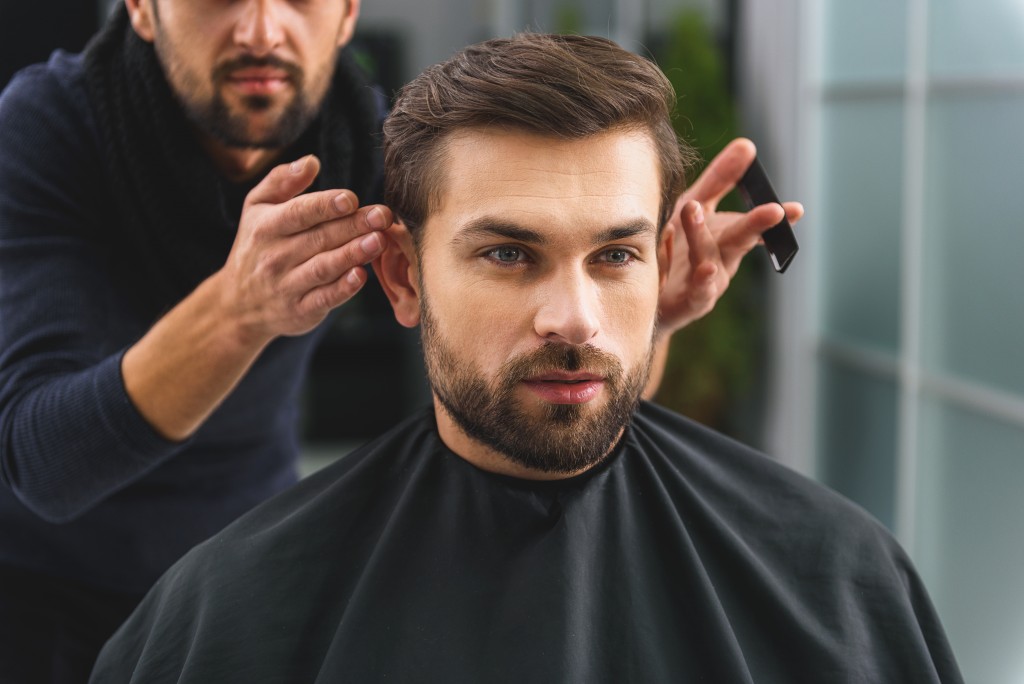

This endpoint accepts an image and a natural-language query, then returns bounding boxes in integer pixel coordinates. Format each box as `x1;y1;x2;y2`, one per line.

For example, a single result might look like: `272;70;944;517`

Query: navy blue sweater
0;52;327;593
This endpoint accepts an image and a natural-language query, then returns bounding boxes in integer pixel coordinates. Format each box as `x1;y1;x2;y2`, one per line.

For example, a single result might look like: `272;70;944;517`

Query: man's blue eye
600;249;633;265
606;250;629;263
491;247;523;263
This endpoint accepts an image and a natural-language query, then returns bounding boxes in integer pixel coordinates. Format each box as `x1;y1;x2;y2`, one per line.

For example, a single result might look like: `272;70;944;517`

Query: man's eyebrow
596;219;657;243
450;217;657;246
451;219;546;246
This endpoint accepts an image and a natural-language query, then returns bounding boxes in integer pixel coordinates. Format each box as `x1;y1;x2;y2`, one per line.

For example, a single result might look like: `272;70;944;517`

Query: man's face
413;128;670;477
132;0;359;148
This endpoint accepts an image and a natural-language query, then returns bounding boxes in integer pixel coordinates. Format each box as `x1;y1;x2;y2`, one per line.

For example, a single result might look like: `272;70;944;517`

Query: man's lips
224;68;291;96
521;372;605;404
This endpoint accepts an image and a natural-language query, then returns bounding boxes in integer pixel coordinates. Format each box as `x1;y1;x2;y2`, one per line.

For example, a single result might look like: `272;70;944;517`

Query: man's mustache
498;344;623;386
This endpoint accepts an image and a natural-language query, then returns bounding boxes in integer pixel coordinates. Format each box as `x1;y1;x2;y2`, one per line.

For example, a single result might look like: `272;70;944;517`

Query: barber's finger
678;200;719;269
246;155;322;207
660;201;722;327
740;201;803;235
684;138;757;212
749;202;786;232
270;188;366;237
296;266;370;317
716;204;787;271
283;230;386;294
244;156;367;237
783;201;804;224
293;205;393;261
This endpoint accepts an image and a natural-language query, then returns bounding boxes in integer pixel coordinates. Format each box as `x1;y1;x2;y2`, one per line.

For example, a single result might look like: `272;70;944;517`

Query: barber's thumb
248;155;321;206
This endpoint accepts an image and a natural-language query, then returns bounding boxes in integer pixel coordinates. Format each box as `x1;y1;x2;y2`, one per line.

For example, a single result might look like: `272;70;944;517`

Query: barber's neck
195;129;284;184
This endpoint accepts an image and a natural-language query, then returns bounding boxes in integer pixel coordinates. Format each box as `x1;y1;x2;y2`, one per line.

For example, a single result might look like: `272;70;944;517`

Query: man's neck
196;131;284;184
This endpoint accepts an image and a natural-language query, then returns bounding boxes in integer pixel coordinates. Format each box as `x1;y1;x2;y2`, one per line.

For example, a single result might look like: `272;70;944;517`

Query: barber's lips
225;67;291;96
521;372;605;404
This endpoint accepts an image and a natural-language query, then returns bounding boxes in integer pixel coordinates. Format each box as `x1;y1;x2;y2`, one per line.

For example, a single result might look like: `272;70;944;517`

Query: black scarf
82;7;382;312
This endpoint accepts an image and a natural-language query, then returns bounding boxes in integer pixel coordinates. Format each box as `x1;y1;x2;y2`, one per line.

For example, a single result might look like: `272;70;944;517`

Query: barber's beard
420;297;654;474
159;48;326;149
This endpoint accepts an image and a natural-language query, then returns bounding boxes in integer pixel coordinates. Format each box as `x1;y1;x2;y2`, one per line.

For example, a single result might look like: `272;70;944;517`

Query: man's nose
234;0;285;55
533;267;601;346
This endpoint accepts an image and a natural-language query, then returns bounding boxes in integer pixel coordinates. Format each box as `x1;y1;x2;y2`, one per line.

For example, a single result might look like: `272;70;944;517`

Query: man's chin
495;420;625;476
199;92;311;149
493;399;625;470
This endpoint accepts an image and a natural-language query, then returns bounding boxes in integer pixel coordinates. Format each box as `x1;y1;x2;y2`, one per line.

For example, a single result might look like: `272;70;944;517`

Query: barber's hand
658;138;804;336
218;154;391;345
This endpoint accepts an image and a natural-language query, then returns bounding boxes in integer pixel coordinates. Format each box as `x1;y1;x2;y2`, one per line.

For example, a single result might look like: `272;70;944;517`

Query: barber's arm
122;155;389;442
0;69;387;522
643;138;804;398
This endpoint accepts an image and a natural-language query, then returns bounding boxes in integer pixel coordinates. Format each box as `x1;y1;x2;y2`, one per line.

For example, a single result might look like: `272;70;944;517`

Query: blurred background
3;0;1022;681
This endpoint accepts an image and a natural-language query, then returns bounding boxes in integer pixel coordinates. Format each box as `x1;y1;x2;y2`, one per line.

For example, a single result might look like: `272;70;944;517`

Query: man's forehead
440;126;660;178
425;127;664;242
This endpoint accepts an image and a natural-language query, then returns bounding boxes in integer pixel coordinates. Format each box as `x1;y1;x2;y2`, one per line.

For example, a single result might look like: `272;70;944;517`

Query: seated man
91;34;962;683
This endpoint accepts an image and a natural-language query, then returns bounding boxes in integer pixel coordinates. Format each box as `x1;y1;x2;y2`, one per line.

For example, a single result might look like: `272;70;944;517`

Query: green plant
651;11;768;443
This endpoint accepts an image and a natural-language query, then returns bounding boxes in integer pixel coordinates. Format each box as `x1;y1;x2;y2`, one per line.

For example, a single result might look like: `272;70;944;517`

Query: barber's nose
533;268;600;345
234;0;285;54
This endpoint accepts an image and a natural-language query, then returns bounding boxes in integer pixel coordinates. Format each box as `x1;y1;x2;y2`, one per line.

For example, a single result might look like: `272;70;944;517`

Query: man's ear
371;220;421;328
125;0;156;42
657;222;675;293
336;0;362;48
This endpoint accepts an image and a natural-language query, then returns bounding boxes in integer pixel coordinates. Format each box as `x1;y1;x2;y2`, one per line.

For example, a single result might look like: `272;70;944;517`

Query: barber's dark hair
383;33;698;235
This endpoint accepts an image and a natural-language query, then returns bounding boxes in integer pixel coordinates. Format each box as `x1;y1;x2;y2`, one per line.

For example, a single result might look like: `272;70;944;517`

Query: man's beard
163;51;324;149
420;297;654;474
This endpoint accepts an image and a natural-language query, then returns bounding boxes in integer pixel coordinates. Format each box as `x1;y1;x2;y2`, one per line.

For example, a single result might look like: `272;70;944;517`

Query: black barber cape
91;402;962;683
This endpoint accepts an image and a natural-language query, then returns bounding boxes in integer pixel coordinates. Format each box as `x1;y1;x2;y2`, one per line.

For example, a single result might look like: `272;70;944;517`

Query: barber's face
129;0;359;148
414;128;670;477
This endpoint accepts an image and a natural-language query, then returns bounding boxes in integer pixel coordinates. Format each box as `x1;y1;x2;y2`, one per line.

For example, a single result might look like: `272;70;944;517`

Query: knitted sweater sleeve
0;58;183;523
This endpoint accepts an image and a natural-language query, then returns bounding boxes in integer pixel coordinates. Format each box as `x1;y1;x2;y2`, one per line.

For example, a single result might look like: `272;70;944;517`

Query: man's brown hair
382;33;698;235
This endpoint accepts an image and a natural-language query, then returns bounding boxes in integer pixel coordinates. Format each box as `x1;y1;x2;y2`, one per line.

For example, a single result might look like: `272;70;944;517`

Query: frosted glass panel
921;93;1024;395
818;98;903;353
815;357;897;529
914;398;1024;684
822;0;906;84
929;0;1024;77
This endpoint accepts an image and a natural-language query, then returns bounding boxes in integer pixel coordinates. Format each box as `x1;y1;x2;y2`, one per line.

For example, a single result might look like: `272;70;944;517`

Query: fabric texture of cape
91;402;963;683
